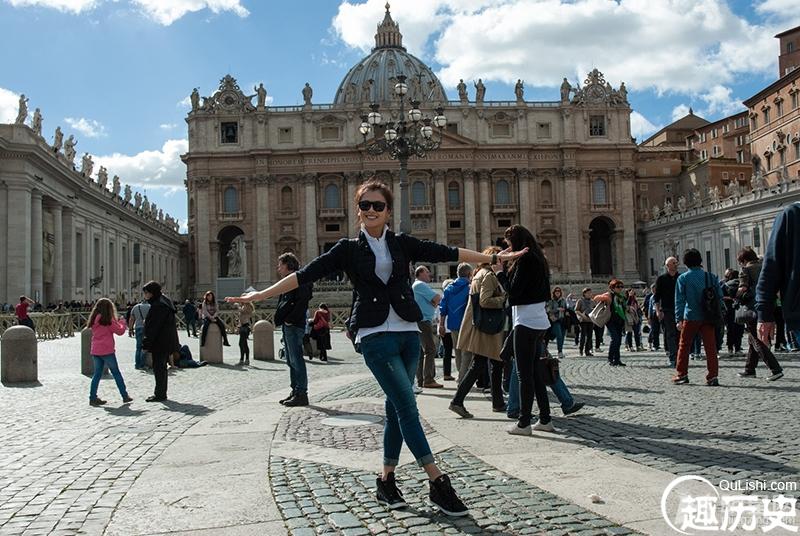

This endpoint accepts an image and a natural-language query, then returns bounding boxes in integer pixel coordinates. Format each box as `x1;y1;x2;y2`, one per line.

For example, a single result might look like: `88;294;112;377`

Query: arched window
323;184;341;208
541;180;553;205
495;179;510;205
592;178;607;205
281;186;293;209
223;186;238;213
411;181;427;206
447;181;460;208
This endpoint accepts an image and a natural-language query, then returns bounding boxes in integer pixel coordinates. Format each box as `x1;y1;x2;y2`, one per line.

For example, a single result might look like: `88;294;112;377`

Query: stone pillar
195;178;212;290
563;168;582;277
31;189;43;302
463;169;477;251
620;168;638;278
0;184;6;302
255;176;273;287
81;327;93;376
6;184;32;300
517;168;532;231
303;173;318;263
1;326;38;383
391;170;401;231
346;172;361;237
52;205;63;302
253;320;275;361
200;322;224;363
62;208;73;301
478;170;492;248
433;170;448;280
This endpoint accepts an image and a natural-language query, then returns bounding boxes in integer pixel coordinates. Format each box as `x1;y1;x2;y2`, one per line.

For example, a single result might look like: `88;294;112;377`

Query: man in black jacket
654;257;680;368
274;253;313;407
141;281;180;402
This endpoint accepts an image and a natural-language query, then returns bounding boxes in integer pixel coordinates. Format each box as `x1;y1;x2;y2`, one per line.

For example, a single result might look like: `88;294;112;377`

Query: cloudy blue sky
1;0;797;230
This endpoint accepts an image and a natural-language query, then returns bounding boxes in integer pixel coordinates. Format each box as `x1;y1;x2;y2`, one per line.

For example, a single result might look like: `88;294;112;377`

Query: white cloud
92;138;188;191
4;0;98;13
159;123;178;130
177;95;192;108
672;104;691;122
0;87;21;124
64;116;107;138
131;0;249;25
698;85;745;118
630;111;659;141
332;0;779;96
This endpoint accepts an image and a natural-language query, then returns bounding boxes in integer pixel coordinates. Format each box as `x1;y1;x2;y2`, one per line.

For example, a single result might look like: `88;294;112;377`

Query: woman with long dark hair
200;291;230;347
496;224;554;435
227;180;527;516
87;298;132;406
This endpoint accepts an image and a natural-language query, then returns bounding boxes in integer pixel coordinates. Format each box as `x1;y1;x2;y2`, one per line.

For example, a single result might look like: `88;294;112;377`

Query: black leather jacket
295;230;458;330
142;294;180;354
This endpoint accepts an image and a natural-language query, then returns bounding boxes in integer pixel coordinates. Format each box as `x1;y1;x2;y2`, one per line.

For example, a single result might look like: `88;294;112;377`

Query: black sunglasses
358;200;387;212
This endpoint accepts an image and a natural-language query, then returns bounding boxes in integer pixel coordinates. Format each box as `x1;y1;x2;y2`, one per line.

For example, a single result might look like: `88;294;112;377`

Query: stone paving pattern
270;448;638;536
315;378;386;403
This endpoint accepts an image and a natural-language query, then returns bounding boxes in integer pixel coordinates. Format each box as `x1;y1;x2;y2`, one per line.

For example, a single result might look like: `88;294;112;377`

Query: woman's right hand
226;292;259;304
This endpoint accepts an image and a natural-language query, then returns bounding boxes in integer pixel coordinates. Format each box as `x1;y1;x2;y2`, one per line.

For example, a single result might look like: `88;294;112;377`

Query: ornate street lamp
359;74;447;234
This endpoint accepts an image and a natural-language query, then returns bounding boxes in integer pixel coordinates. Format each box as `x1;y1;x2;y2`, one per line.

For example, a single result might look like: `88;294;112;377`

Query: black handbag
470;293;504;334
536;355;560;386
734;303;757;325
702;272;724;327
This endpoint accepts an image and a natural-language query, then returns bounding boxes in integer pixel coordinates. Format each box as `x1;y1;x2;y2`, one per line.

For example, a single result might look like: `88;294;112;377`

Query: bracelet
491;253;498;265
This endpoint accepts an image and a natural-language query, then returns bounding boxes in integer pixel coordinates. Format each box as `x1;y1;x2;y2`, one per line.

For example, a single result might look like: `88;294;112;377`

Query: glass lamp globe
367;111;382;125
394;82;408;96
359;122;371;135
421;125;433;139
385;128;398;141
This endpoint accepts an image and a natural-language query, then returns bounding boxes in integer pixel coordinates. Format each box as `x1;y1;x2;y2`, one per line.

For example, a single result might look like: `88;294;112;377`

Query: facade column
563;168;582;277
433;170;447;280
0;183;7;302
463;169;477;251
52;205;63;302
6;184;32;300
304;173;318;264
31;189;44;302
517;168;532;231
346;172;361;237
620;168;638;278
255;175;273;287
478;170;492;247
391;170;401;231
194;178;212;291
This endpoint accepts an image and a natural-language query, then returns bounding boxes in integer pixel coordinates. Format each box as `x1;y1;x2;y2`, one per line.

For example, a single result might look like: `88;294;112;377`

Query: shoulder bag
589;300;611;327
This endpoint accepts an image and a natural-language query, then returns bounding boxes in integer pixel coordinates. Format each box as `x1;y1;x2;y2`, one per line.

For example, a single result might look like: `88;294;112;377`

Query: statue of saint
651;205;660;221
81;153;94;178
560;78;572;102
15;94;28;125
53;126;63;153
142;195;150;214
150;202;158;218
751;172;766;191
727;180;741;198
362;79;373;102
691;186;702;207
302;82;313;105
31;108;42;136
190;88;200;111
709;185;720;204
158;209;164;221
123;184;132;204
676;195;686;212
457;79;468;103
134;191;142;209
112;175;121;196
345;83;357;103
64;135;76;163
514;79;524;102
97;166;108;188
474;79;486;103
226;236;245;277
663;199;673;217
618;82;628;103
254;83;267;109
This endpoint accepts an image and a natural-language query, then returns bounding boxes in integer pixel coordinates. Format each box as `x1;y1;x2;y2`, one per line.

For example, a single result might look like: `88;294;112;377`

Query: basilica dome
334;4;447;106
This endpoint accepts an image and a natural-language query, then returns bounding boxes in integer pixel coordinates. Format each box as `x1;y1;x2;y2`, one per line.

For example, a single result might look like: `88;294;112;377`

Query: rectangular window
736;150;744;163
722;171;729;180
754;227;761;248
320;126;340;141
639;183;648;191
751;116;758;130
446;123;459;135
662;167;671;176
776;101;784;117
324;223;340;233
122;245;127;289
699;132;706;142
221;122;238;144
791;92;798;110
766;154;772;170
133;243;140;264
722;124;729;134
75;232;84;286
93;237;100;273
700;149;708;160
498;218;512;228
712;145;720;156
589;116;606;136
491;123;511;137
724;248;730;268
537;122;551;138
278;127;293;143
665;183;672;193
650;258;655;276
763;109;770;124
711;128;718;138
109;242;115;287
794;141;800;160
448;220;462;229
706;251;712;272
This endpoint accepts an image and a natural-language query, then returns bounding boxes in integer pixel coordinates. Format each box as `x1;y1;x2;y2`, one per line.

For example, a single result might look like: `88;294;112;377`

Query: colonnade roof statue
7;95;181;234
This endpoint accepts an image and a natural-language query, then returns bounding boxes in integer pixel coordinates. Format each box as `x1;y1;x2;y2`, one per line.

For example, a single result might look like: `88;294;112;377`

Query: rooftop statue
302;82;313;105
514;79;524;102
15;94;28;125
31;108;42;136
53;126;63;153
457;79;468;103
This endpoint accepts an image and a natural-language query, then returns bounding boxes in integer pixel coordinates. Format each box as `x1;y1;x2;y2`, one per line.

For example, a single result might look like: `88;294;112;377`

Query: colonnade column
255;175;273;286
194;178;212;290
391;170;401;231
516;168;532;232
6;184;32;300
31;189;44;302
563;168;582;277
346;172;361;237
462;169;477;251
433;170;447;280
304;173;318;264
52;205;63;302
620;168;638;279
0;183;7;300
478;170;492;248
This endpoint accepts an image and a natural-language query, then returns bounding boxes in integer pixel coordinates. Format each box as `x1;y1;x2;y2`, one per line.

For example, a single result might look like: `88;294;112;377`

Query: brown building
640;110;708;147
684;111;752;195
777;25;800;77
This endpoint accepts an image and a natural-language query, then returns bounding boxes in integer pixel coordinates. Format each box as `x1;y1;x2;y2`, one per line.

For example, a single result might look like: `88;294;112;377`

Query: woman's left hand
497;247;528;263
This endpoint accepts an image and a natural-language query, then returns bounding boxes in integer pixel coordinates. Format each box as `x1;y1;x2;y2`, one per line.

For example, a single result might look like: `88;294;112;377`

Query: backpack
701;272;724;327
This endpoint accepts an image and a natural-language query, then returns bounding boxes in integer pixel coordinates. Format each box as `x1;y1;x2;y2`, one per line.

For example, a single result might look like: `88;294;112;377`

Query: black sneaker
429;474;468;517
376;473;406;509
563;402;585;415
616;361;627;367
279;392;295;405
737;371;756;378
283;393;309;407
706;377;719;386
89;398;107;407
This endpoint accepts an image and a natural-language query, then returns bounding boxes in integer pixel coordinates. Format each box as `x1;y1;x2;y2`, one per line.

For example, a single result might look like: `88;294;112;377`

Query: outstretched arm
457;247;526;265
226;273;299;304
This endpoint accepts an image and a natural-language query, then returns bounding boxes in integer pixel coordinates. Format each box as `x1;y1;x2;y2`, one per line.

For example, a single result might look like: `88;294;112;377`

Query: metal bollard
253;320;275;361
1;326;38;383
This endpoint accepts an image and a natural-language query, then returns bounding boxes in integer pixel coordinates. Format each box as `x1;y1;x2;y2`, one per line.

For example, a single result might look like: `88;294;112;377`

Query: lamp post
359;74;447;234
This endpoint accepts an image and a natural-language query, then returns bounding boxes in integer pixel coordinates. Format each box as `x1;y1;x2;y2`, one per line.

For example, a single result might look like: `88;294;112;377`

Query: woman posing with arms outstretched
227;180;526;516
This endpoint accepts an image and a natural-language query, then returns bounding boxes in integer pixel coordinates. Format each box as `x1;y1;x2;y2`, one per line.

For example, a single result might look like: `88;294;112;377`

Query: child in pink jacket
88;298;132;406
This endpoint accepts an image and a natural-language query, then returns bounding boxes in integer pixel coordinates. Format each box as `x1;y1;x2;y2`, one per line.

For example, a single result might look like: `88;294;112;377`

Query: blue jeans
360;331;434;467
507;358;574;416
282;324;307;394
606;318;624;364
550;321;565;352
134;326;145;368
90;354;128;401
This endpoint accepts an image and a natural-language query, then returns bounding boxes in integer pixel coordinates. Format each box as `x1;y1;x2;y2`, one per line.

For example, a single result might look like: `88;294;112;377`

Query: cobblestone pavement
0;333;363;535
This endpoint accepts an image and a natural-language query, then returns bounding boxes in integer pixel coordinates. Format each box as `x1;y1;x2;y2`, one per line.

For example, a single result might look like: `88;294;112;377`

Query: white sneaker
413;385;423;394
533;420;556;432
766;372;784;382
506;423;532;436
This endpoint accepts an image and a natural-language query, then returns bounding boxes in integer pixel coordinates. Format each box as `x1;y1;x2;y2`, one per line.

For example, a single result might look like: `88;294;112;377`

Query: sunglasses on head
358;200;387;212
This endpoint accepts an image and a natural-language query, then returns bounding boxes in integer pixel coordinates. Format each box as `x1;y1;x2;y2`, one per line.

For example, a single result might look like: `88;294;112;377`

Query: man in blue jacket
438;263;473;382
757;203;800;348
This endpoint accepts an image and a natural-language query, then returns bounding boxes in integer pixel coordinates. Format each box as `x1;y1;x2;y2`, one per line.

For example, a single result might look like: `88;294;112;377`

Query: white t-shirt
356;225;420;343
512;302;550;330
